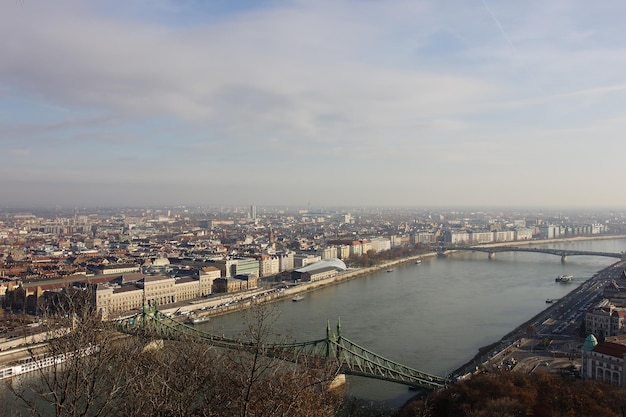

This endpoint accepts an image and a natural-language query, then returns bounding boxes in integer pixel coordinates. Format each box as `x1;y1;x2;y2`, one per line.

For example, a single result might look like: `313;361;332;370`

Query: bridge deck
443;246;623;259
117;310;448;390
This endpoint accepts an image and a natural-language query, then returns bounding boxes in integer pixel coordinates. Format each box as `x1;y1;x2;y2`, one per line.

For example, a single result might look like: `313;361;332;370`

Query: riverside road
452;258;626;379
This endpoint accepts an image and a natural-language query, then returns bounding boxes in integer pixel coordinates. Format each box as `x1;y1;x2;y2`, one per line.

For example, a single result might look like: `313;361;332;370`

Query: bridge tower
326;320;339;358
488;251;495;260
326;319;347;391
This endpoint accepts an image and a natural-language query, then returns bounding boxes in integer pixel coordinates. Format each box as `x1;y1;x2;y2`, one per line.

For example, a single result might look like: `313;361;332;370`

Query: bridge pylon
561;255;567;263
488;251;495;260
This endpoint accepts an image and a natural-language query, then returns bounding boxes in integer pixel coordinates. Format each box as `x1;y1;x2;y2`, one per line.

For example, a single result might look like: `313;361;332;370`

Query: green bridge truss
117;306;449;391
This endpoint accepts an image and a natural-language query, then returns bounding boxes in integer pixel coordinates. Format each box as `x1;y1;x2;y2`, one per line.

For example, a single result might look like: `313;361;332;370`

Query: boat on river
292;295;304;302
187;316;211;325
415;260;422;264
0;346;99;380
555;275;573;283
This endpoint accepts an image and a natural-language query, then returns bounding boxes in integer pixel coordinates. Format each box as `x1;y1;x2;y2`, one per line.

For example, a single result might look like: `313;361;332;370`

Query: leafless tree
220;304;343;417
3;296;346;417
3;287;140;417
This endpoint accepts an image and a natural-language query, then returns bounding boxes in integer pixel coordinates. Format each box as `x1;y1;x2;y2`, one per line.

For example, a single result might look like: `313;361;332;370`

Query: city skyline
2;1;626;208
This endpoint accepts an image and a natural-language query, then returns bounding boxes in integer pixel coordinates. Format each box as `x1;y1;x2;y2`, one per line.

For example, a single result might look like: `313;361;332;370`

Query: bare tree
3;295;346;417
222;304;343;417
4;287;140;417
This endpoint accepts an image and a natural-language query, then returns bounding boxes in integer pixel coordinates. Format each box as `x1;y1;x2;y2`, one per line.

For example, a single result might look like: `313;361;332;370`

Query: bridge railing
116;309;449;390
332;336;448;389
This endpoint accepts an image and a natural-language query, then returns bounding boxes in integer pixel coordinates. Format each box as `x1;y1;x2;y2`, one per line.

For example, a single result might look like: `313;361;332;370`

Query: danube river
205;237;626;408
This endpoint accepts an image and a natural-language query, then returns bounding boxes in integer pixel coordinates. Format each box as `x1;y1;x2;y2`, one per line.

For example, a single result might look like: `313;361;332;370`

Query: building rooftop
295;258;347;273
594;341;626;358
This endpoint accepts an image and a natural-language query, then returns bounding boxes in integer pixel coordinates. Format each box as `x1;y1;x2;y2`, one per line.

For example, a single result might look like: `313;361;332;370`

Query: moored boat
292;294;304;302
188;316;211;325
0;346;99;380
415;260;422;264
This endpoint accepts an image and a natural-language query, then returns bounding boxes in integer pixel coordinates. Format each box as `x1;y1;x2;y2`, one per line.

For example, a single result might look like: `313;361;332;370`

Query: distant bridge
441;246;625;263
117;306;449;391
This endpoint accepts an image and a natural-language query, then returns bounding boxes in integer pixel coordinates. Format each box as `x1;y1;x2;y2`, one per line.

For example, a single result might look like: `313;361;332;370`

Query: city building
90;263;140;275
585;301;626;339
468;231;493;245
581;334;626;386
290;258;347;283
257;254;280;277
293;254;321;268
94;271;220;317
212;275;258;293
603;280;626;302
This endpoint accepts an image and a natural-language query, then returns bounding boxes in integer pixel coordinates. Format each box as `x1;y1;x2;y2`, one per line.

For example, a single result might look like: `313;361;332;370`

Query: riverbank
449;254;626;381
158;234;626;321
158;251;436;320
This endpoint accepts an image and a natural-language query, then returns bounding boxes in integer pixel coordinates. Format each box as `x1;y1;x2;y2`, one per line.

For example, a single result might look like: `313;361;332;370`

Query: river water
205;237;626;407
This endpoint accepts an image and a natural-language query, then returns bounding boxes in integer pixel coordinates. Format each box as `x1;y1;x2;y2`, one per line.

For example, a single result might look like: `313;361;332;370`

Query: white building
258;255;280;277
514;228;534;241
293;254;321;269
369;238;391;253
443;230;470;245
468;231;493;245
493;230;515;242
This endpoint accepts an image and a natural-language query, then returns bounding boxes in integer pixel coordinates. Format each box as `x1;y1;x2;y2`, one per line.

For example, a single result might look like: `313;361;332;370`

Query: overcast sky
1;0;625;209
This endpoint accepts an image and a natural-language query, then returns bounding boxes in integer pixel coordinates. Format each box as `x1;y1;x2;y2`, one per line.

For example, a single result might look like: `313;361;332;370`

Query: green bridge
117;306;449;391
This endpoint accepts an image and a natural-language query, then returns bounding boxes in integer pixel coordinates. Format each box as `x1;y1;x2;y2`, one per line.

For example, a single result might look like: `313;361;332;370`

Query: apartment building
212;275;258;293
257;254;280;277
585;302;626;339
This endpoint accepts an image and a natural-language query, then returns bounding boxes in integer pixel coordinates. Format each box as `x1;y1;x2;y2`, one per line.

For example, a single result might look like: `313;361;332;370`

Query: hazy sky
2;0;625;208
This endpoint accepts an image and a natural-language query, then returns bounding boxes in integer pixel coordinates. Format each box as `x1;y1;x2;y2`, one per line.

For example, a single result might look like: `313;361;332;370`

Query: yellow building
95;270;222;316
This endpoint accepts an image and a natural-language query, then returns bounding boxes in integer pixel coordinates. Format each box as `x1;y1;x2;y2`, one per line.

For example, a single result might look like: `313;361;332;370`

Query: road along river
205;237;626;408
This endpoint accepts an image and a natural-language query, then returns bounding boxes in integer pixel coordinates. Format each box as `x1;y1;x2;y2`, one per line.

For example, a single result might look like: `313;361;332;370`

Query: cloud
1;0;626;207
0;1;497;126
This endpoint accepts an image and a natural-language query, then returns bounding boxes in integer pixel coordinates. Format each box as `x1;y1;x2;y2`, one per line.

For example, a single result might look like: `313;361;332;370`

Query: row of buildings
3;256;350;318
442;224;609;246
581;270;626;386
94;257;346;318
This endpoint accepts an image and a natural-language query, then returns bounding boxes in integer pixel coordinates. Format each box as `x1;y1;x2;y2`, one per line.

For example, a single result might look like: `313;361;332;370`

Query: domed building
291;258;347;282
581;333;626;386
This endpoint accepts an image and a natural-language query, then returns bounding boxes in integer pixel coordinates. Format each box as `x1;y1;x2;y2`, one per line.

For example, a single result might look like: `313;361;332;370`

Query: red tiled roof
594;342;626;358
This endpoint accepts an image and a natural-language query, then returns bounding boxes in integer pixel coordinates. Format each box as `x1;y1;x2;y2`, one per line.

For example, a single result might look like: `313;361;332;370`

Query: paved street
477;260;626;377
